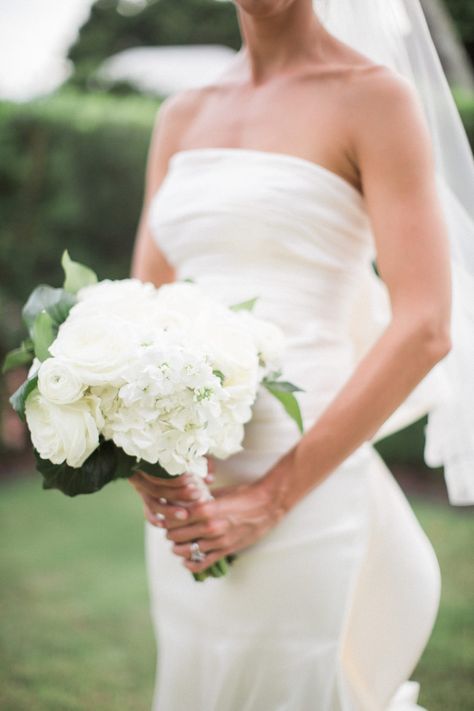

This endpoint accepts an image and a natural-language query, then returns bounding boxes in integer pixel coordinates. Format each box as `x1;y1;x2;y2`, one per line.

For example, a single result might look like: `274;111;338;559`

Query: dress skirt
144;440;441;711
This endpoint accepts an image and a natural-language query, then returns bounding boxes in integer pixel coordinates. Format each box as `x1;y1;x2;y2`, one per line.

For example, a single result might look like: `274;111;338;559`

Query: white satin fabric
145;147;442;711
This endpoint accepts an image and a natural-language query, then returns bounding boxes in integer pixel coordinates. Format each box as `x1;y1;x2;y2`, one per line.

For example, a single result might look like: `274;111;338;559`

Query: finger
183;549;229;574
172;537;225;558
143;495;192;526
142;499;164;528
131;476;204;503
165;519;226;544
162;500;216;530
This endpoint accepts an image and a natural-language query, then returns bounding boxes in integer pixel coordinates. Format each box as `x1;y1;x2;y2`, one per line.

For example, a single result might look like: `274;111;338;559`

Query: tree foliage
68;0;241;90
445;0;474;47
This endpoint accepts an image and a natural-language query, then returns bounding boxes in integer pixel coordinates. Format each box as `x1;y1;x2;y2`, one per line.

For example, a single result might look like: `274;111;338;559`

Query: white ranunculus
37;357;85;404
48;314;139;386
25;390;104;467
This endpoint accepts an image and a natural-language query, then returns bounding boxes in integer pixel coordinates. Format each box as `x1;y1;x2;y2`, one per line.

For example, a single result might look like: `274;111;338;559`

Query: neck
235;1;328;83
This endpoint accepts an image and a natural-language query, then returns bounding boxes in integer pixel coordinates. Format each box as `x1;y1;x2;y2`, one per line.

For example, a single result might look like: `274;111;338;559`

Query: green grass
411;499;474;711
0;475;473;711
0;474;155;711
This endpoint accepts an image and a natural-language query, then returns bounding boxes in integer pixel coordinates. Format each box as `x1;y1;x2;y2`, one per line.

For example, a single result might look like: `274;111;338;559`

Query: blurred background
0;1;473;709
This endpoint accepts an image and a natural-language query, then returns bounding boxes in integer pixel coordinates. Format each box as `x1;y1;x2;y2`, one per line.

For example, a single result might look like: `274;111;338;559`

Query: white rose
25;390;104;467
154;282;216;320
71;278;157;328
189;310;260;394
48;313;139;386
76;277;155;307
235;311;286;372
37;357;85;404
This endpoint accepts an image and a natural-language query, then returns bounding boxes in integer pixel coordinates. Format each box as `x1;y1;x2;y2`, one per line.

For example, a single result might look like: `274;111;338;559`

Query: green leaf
2;339;35;374
114;448;140;480
61;249;98;294
182;277;195;284
9;375;38;422
32;310;57;361
263;380;304;434
229;297;259;312
22;284;76;334
35;438;137;497
262;378;304;394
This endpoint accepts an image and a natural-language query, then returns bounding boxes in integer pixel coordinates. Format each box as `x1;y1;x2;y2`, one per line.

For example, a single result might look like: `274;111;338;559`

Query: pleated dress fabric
145;147;441;711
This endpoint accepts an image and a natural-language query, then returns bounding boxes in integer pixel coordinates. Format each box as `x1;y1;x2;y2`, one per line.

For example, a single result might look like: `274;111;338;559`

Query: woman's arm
263;68;453;514
129;99;176;286
163;69;453;573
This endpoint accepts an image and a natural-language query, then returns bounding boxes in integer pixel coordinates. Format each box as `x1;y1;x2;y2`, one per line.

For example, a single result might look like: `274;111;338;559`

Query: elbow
417;317;452;364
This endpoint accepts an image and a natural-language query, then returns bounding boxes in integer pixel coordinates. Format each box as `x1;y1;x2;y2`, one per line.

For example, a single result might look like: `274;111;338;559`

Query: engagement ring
190;541;206;563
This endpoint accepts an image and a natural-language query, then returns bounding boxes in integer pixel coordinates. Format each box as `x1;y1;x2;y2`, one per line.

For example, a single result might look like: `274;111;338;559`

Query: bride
127;1;462;709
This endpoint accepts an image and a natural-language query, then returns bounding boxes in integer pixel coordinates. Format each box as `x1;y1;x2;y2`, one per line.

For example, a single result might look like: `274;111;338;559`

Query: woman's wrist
256;446;303;521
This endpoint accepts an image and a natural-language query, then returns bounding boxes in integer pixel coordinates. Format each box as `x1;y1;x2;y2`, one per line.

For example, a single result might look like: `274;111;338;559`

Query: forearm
261;318;451;514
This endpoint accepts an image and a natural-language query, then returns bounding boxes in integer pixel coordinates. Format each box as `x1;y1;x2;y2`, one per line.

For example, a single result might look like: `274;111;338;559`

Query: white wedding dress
145;147;442;711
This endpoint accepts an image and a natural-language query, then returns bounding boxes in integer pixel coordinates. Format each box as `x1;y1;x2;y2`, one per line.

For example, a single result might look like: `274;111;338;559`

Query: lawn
0;472;473;711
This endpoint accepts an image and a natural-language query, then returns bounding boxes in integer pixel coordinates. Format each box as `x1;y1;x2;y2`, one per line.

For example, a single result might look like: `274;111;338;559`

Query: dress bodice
148;147;375;339
148;147;442;453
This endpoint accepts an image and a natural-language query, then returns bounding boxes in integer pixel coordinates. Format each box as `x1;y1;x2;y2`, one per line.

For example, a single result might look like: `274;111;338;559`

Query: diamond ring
190;540;206;563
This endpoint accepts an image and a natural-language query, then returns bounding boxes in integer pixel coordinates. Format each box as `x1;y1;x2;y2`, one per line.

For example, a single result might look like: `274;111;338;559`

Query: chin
234;0;299;16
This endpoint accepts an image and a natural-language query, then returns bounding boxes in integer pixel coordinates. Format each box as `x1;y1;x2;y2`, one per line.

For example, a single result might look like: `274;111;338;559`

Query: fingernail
175;510;188;520
159;497;167;505
155;512;165;521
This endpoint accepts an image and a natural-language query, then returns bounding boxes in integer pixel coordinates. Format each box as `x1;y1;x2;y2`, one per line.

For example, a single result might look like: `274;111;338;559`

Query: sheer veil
313;0;474;504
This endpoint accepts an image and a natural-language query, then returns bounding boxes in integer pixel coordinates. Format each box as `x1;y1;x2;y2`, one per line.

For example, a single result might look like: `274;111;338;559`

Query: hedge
0;91;158;352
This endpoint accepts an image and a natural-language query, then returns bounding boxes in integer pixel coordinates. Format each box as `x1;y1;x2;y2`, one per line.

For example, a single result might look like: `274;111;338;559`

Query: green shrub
0;90;158;352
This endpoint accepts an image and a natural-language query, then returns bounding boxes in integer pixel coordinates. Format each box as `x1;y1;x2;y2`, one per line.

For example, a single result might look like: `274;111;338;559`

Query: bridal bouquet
3;251;303;581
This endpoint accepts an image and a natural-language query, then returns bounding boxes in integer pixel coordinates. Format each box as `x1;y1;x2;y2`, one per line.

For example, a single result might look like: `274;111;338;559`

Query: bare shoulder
157;86;208;125
344;63;428;141
151;86;213;156
355;62;420;105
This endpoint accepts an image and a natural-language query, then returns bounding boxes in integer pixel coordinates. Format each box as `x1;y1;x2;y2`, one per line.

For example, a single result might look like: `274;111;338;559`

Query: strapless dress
144;147;441;711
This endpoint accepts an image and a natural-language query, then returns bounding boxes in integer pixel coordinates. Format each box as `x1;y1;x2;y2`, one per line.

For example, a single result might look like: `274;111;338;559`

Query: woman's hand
158;478;286;575
129;457;216;527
